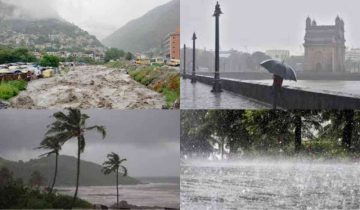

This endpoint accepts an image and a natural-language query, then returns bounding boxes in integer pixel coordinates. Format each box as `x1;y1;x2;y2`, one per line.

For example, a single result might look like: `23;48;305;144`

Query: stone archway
316;62;322;72
314;51;323;72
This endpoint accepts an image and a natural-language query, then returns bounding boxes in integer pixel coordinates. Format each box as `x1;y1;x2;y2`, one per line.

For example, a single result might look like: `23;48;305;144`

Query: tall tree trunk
116;168;119;208
221;139;224;160
343;110;354;152
50;153;58;194
294;115;302;152
72;137;81;208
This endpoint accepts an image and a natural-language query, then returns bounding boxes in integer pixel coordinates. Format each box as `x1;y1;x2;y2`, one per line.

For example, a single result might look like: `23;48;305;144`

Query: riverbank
106;61;180;109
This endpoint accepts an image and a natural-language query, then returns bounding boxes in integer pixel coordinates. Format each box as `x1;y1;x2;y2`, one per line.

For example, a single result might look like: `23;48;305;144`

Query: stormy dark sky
0;110;180;177
181;0;360;55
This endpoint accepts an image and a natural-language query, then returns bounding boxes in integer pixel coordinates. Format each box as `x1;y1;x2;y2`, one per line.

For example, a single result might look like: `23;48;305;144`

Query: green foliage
0;81;19;99
105;61;128;69
0;47;37;64
125;52;133;60
41;55;60;67
105;48;125;62
7;79;27;91
127;66;180;109
181;110;360;160
0;180;93;209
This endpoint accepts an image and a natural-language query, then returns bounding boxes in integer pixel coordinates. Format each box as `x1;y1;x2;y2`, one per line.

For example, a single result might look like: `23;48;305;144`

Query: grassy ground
129;66;180;109
107;61;180;109
0;79;27;100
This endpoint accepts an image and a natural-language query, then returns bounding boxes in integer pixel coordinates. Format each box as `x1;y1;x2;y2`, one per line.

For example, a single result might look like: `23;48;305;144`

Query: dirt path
9;66;166;109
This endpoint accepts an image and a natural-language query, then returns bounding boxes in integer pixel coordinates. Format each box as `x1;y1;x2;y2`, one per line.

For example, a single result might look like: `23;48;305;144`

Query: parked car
169;59;181;67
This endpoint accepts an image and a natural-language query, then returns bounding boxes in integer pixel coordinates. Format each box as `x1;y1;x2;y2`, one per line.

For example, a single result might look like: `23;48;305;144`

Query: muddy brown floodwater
9;66;166;109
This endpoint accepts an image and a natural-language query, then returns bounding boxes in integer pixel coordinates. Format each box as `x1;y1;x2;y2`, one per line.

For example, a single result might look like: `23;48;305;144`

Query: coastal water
56;177;180;209
243;80;360;98
181;160;360;210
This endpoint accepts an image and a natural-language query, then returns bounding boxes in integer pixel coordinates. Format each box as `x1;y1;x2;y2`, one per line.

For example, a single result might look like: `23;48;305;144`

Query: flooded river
181;160;360;210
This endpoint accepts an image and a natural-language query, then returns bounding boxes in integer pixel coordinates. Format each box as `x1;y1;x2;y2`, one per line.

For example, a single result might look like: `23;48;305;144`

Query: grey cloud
0;110;179;177
181;0;360;55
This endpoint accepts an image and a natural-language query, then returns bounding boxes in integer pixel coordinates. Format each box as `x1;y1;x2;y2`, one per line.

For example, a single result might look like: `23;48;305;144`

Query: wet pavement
181;79;270;109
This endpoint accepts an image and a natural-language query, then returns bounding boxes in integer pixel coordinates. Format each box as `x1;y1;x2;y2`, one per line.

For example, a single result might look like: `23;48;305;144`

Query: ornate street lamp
183;44;186;79
211;1;223;92
191;32;197;83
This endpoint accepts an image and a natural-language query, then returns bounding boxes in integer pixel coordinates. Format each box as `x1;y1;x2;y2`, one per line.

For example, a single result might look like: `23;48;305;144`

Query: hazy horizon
0;110;180;177
181;0;360;55
1;0;172;40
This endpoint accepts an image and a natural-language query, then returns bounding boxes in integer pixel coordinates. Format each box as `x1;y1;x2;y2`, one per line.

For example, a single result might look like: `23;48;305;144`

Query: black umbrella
260;59;297;82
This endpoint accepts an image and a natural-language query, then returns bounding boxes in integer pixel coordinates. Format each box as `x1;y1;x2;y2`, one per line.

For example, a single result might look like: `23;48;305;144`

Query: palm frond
86;126;106;139
119;165;128;177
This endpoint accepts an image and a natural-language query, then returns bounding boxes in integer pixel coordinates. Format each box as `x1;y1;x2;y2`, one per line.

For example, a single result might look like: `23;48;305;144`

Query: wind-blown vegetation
45;109;106;208
35;136;61;194
0;169;92;209
102;152;128;208
181;110;360;160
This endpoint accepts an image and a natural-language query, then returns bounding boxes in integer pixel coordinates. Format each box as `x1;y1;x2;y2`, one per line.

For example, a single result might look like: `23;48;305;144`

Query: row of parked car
135;58;181;67
0;63;56;79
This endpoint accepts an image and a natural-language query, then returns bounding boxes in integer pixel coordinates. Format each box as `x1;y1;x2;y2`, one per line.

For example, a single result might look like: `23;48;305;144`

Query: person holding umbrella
260;59;297;109
272;74;284;109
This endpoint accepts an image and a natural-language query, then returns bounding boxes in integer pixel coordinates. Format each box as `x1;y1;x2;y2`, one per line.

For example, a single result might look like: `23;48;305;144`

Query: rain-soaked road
181;160;360;210
180;79;269;109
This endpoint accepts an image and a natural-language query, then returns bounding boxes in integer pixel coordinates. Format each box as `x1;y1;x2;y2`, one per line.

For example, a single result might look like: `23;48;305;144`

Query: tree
102;152;127;208
35;136;62;194
45;109;106;208
245;110;322;152
41;55;60;67
28;171;47;189
0;167;13;186
125;52;133;61
322;110;359;152
105;48;125;62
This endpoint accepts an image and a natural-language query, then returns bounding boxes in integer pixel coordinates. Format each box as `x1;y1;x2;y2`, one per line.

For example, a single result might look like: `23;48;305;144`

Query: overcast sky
181;0;360;55
0;110;179;178
3;0;172;40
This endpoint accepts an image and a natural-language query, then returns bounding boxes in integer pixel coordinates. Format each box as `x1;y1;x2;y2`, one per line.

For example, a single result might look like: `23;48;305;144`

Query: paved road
181;79;270;109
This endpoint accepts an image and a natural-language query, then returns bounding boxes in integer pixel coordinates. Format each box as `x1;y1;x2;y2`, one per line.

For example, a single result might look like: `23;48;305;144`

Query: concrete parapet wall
189;71;360;81
183;73;360;109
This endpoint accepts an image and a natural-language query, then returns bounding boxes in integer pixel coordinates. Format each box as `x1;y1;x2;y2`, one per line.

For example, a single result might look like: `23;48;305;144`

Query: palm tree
102;152;127;208
46;109;106;208
35;136;61;194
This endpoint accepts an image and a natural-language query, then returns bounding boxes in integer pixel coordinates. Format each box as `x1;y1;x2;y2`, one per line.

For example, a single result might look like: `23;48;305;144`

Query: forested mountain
102;0;180;53
0;1;106;54
0;155;141;187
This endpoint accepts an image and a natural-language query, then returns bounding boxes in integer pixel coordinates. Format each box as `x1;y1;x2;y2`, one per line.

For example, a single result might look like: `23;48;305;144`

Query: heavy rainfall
180;0;360;109
181;110;360;209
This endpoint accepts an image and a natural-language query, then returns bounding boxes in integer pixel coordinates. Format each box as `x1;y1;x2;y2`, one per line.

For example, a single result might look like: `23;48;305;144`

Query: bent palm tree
35;136;61;194
102;152;127;208
46;109;106;208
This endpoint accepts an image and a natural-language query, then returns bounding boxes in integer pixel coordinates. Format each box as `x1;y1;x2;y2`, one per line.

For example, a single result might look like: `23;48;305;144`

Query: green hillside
0;155;141;187
102;0;180;53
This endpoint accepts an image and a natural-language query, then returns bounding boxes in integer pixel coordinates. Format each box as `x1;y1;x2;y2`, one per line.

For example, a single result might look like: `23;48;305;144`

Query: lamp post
191;32;197;83
211;1;223;92
183;44;186;79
